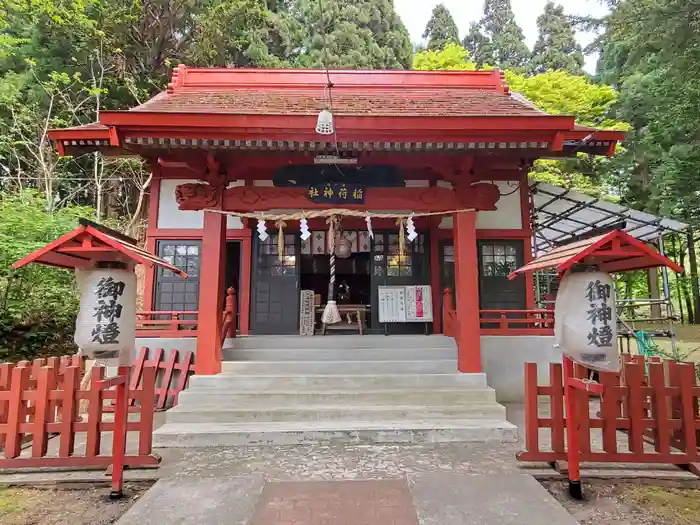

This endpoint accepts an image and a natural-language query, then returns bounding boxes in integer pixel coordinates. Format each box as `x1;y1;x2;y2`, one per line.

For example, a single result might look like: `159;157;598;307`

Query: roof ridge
165;65;508;92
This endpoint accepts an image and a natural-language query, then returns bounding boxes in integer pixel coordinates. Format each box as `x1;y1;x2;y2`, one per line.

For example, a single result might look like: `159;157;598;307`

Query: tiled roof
132;87;546;117
123;66;551;118
58;123;109;132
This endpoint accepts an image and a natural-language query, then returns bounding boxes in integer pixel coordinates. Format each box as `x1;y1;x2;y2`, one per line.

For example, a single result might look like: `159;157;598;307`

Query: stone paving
251;479;419;525
116;404;580;524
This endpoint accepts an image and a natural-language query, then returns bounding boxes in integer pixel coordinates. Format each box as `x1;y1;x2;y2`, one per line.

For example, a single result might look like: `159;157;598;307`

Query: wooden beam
175;184;502;213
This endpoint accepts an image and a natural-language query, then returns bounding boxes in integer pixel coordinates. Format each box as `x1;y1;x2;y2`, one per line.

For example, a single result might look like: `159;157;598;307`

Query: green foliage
187;0;296;68
422;4;460;52
507;71;629;194
412;43;477;71
529;2;584;75
0;191;97;361
294;0;413;69
506;70;625;129
598;0;700;225
467;0;530;71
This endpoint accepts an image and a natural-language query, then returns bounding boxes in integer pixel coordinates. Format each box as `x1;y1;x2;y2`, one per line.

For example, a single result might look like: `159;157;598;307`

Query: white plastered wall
481;335;561;402
157;179;244;229
438;181;522;230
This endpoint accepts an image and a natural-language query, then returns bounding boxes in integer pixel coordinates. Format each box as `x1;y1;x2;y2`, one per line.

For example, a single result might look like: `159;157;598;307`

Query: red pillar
453;210;482;373
429;229;441;334
196;208;226;375
239;234;252;335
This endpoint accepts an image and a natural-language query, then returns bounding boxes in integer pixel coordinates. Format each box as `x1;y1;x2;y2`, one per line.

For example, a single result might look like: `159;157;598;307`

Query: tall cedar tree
463;22;488;67
598;0;700;321
466;0;530;71
529;2;584;75
422;4;460;51
295;0;412;69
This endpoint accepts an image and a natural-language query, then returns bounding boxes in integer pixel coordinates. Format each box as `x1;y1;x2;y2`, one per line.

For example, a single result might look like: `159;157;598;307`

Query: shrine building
49;66;631;404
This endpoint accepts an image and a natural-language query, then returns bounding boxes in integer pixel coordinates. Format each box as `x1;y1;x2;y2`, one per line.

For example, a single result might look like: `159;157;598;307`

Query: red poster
415;287;424;318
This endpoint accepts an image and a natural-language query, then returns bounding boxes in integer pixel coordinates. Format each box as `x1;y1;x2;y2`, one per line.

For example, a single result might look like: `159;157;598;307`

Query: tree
295;0;413;69
529;2;584;75
467;0;531;71
413;42;477;71
422;4;460;51
0;190;97;361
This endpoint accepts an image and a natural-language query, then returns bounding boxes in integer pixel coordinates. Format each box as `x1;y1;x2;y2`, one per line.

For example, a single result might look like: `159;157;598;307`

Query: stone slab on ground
115;475;264;525
409;472;579;525
251;479;419;525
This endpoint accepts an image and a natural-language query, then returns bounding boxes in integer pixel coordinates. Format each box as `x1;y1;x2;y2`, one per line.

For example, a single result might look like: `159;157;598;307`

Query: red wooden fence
0;362;158;470
441;286;554;337
126;347;196;411
518;357;700;471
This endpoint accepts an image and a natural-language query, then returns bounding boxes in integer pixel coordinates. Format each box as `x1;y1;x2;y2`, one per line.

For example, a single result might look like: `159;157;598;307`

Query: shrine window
155;241;201;314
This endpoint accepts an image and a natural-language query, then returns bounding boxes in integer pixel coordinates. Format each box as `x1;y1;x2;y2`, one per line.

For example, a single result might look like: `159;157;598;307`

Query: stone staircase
153;335;517;447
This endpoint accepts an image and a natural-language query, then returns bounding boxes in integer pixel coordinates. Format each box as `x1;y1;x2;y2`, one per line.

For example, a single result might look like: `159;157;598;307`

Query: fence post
4;366;30;458
85;366;104;457
550;363;565;453
59;366;80;458
523;363;539;455
678;364;698;455
31;367;51;458
138;366;157;457
563;357;583;500
110;366;130;499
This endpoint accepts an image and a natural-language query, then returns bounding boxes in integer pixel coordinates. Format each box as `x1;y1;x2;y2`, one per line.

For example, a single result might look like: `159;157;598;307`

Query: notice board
378;285;433;323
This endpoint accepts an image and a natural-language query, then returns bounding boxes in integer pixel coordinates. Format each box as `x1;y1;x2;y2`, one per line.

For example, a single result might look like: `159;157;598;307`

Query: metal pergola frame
529;182;690;349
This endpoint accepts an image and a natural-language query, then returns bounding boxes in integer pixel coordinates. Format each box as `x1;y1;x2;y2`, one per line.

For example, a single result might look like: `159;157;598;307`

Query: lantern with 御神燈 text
554;270;619;373
74;266;136;365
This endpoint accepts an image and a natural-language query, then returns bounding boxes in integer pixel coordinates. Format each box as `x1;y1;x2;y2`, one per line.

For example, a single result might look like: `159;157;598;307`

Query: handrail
441;287;554;337
135;288;238;340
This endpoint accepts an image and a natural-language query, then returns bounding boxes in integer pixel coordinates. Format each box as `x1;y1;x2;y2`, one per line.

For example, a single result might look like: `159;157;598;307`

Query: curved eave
100;110;577;132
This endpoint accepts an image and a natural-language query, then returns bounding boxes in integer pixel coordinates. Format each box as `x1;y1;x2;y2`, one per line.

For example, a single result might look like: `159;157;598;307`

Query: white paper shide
554;271;619;372
74;269;136;364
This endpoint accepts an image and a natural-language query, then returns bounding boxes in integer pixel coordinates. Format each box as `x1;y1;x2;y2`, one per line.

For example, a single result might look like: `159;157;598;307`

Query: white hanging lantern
74;268;136;365
316;109;334;135
554;271;619;372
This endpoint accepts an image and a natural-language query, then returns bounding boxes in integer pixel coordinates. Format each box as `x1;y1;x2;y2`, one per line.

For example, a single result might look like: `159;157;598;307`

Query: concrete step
175;388;498;407
187;373;486;391
165;404;507;423
229;335;456;351
222;360;458;375
152;419;518;447
223;347;457;362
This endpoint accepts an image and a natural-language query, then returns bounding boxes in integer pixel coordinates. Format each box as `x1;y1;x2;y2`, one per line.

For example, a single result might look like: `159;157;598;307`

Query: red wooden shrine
47;66;624;376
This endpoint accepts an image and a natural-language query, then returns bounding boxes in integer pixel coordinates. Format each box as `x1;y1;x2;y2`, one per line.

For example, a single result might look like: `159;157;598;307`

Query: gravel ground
545;480;700;525
0;482;152;525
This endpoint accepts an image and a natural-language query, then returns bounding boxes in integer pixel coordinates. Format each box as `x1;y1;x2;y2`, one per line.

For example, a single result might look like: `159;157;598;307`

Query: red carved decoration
173;184;500;213
175;183;220;210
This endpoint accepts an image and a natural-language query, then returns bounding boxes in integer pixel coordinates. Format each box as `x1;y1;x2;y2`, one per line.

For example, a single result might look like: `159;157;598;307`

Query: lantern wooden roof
12;219;187;277
508;230;683;279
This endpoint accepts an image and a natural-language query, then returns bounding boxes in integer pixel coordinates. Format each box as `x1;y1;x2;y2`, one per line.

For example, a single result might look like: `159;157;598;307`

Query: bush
0;190;98;362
